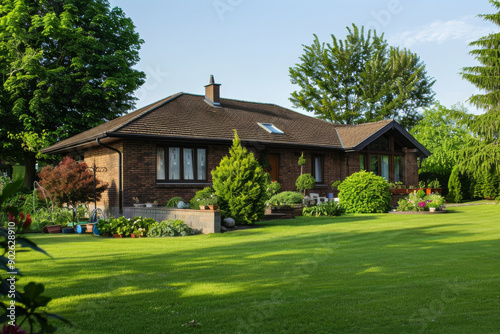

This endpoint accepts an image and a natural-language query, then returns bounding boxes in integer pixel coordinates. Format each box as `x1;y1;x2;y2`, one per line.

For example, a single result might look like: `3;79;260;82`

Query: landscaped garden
15;203;500;333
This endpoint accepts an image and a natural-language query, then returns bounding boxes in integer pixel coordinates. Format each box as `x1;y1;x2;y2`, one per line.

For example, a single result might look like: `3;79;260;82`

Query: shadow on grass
20;211;500;333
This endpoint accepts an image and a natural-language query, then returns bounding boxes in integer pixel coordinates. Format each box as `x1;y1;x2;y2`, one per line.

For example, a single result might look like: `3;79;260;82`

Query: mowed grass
17;205;500;333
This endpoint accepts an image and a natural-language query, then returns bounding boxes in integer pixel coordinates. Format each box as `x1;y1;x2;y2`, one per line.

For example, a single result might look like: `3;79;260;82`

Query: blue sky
109;0;496;116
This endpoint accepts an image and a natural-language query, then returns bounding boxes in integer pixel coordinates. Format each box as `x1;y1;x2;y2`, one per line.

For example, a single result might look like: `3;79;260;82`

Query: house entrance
268;154;279;182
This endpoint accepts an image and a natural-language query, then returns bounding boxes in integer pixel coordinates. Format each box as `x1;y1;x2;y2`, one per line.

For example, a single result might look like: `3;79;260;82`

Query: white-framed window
157;146;207;182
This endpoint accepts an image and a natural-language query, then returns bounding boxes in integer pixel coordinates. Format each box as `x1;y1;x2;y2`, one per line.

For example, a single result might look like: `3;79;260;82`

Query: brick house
42;76;430;216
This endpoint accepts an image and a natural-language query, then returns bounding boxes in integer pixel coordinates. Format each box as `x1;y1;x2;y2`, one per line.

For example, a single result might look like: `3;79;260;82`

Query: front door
268;154;279;182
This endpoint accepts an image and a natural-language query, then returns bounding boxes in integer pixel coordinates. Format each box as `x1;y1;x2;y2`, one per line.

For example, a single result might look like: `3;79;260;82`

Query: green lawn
17;205;500;333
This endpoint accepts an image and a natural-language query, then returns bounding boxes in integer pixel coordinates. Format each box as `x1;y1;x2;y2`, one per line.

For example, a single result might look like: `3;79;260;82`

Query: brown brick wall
83;141;122;215
404;149;419;187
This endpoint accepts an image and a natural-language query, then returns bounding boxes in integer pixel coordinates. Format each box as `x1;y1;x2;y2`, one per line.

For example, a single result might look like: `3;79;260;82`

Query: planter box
271;204;304;216
62;227;74;234
44;225;62;234
426;188;442;195
390;188;407;195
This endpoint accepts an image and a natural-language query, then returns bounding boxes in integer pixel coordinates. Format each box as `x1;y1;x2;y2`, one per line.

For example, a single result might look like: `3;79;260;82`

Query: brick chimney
204;75;221;107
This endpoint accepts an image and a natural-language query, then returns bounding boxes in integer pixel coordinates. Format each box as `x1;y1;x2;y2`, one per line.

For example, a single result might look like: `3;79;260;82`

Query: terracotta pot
199;205;207;210
208;205;219;211
429;207;436;213
113;234;124;238
131;234;145;238
86;223;95;233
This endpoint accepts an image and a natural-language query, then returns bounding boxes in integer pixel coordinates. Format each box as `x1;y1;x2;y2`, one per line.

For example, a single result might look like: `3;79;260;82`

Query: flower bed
395;191;447;213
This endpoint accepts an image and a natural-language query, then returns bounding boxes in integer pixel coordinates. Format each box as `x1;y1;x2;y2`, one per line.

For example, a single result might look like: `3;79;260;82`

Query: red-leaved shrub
38;157;108;207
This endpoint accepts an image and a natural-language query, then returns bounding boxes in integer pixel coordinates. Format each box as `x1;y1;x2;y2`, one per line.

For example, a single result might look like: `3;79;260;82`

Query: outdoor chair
309;193;328;205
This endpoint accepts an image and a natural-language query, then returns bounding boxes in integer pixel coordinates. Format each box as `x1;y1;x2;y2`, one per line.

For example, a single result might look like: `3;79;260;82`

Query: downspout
345;152;350;178
96;138;123;214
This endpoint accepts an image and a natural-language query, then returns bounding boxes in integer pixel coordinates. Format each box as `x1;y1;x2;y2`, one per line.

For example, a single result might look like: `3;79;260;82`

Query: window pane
370;155;379;175
157;147;165;180
183;148;194;180
359;155;365;171
169;148;180;180
381;155;389;181
197;149;206;180
314;156;323;183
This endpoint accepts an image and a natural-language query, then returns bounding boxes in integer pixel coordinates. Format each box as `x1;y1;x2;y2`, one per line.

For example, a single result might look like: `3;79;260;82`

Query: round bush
296;174;316;194
338;171;391;213
266;191;304;206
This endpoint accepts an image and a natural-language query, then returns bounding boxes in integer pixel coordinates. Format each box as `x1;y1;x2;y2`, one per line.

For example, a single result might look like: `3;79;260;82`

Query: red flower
8;211;15;223
23;214;32;229
1;324;27;334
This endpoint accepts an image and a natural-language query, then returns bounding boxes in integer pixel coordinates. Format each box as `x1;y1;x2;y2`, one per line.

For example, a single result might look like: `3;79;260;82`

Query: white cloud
389;16;493;47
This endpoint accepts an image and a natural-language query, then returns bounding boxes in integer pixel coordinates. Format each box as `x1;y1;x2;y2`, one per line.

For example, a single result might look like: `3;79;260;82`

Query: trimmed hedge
338;171;391;213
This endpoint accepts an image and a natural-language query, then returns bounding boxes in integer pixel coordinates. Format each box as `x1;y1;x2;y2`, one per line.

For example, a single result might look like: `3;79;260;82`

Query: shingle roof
335;120;393;149
42;93;430;157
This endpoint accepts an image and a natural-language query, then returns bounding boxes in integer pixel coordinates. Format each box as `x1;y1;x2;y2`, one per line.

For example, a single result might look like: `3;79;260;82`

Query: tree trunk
23;151;37;189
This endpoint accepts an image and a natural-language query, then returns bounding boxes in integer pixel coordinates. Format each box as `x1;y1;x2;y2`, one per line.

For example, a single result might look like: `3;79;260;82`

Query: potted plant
133;197;145;208
390;181;406;195
428;202;440;213
207;195;219;211
427;179;442;194
131;227;146;238
197;198;208;210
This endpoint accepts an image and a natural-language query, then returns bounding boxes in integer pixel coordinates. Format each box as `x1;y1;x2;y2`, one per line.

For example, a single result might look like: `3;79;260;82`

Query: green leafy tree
447;167;463;203
211;130;268;224
410;103;473;174
289;24;435;129
0;0;145;188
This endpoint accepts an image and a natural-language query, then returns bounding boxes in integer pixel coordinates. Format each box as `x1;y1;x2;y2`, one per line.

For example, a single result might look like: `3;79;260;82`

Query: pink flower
418;202;426;208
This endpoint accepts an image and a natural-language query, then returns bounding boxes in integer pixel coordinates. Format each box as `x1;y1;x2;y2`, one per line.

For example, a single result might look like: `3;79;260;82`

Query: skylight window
257;122;284;134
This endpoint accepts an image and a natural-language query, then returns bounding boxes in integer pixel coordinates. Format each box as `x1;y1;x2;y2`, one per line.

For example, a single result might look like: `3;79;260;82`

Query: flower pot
429;207;436;213
113;234;124;238
131;233;145;238
199;205;208;210
208;205;219;211
86;223;95;233
145;203;158;208
44;225;62;234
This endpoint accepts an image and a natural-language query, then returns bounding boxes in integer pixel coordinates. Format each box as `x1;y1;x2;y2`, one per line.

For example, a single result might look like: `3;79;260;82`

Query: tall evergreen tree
460;0;500;178
289;24;435;129
0;0;145;187
211;130;268;224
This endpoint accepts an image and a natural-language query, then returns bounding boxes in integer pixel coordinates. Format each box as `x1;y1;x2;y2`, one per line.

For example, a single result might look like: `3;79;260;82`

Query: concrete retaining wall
123;207;221;234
